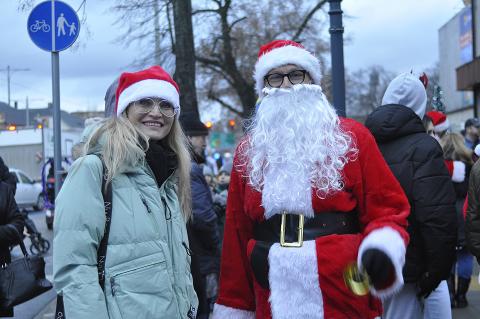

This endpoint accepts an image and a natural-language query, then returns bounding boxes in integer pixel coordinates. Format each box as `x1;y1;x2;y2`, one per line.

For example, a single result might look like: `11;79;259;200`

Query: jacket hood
365;104;427;143
382;73;427;119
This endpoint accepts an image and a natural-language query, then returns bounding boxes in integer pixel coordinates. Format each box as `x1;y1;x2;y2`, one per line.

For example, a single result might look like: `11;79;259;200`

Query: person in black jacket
440;132;474;308
181;116;220;319
365;72;457;319
0;156;17;195
0;181;25;317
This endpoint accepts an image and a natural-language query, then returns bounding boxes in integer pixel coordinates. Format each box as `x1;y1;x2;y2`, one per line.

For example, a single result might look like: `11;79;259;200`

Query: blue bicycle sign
29;20;51;33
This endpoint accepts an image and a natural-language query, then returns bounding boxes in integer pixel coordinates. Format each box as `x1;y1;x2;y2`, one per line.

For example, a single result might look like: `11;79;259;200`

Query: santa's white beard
243;84;356;219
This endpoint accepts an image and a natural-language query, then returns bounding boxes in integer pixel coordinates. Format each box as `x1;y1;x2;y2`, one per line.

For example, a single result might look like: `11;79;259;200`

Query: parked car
9;168;44;211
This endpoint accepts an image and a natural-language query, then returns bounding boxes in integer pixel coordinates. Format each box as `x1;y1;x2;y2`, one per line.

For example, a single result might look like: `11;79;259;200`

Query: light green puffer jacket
53;153;198;319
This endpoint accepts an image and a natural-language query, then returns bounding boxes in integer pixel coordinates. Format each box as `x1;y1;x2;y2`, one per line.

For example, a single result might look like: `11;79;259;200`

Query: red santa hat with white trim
114;65;180;117
254;40;322;97
426;110;450;133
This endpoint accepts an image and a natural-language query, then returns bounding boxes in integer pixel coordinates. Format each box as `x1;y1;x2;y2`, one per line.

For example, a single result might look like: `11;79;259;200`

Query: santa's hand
361;248;395;290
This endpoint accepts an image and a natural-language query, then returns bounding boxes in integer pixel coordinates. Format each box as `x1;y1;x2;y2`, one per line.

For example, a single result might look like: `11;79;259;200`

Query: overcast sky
0;0;466;117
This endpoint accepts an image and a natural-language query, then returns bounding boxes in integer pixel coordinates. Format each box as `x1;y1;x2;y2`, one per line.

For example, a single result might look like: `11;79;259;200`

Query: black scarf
145;141;177;187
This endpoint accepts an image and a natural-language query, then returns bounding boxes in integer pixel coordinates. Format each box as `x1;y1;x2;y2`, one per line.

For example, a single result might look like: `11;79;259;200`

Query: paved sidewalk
34;277;480;318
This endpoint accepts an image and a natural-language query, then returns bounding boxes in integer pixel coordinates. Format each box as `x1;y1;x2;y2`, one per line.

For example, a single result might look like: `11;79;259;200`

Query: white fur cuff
116;79;180;116
357;227;406;299
212;304;255;319
452;161;466;183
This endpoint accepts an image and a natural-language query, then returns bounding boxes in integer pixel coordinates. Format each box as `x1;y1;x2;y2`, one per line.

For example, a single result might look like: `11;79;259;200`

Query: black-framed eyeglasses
132;98;177;117
264;70;308;88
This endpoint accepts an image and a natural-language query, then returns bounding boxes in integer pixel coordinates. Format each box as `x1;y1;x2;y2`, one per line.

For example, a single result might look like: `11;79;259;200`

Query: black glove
417;272;440;299
361;248;395;290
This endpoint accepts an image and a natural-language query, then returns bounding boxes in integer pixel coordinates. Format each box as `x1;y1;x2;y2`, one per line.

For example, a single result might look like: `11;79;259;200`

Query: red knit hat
114;66;180;117
254;40;321;97
426;110;450;132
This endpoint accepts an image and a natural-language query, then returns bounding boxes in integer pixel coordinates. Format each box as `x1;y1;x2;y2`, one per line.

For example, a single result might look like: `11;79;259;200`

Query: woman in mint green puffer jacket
53;66;198;318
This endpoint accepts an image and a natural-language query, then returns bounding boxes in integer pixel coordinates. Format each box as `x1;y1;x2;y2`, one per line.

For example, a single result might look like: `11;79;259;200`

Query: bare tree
422;62;440;111
346;65;395;122
173;0;199;120
111;0;176;70
194;0;330;118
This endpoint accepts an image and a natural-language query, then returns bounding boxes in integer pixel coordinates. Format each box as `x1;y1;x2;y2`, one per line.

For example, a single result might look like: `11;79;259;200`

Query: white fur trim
358;227;406;299
452;161;466;183
211;304;255;319
116;79;180;116
433;119;450;133
254;45;322;97
268;240;324;319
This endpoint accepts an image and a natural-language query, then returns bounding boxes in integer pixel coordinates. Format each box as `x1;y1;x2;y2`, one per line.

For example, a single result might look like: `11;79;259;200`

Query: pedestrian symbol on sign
57;13;68;36
69;22;76;36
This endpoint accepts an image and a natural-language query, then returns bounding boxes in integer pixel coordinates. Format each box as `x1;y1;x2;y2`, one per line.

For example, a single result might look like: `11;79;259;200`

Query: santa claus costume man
212;40;410;319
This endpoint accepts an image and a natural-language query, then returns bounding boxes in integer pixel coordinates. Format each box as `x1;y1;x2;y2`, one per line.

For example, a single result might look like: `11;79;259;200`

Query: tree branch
292;0;327;42
196;55;222;68
192;9;218;15
228;16;247;32
202;64;235;86
207;91;242;116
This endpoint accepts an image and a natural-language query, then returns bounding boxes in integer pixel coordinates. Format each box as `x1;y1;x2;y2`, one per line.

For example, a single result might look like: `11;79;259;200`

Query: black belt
251;211;360;289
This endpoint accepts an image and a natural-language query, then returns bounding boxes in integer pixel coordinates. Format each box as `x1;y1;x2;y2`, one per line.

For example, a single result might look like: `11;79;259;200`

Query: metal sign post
28;0;80;197
328;0;346;117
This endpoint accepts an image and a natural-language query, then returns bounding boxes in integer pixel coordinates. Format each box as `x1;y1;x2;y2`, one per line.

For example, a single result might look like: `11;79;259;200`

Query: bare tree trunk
173;0;200;120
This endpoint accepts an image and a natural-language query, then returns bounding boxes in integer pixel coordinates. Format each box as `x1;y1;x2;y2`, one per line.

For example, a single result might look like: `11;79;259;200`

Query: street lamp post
328;0;346;117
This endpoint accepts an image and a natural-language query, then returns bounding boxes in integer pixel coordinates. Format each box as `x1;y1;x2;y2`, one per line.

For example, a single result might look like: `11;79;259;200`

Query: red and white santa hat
254;40;322;97
114;66;180;117
426;110;450;133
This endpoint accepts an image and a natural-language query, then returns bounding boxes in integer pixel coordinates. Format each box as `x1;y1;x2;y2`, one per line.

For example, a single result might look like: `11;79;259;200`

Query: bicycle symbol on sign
29;20;51;32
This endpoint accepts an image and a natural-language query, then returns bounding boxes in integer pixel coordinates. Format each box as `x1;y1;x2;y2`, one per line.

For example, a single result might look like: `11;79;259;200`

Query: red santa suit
212;40;410;319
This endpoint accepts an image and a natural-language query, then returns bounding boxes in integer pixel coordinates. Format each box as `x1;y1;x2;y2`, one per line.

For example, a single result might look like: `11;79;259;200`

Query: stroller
23;211;51;255
10;211;50;255
41;158;69;230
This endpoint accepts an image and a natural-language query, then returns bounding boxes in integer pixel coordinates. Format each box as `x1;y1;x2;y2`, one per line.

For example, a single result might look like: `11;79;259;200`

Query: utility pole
26;96;29;126
0;65;30;106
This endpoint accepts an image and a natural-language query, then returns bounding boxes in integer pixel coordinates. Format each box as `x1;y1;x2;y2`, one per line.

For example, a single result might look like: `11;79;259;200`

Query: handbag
0;224;53;309
55;156;113;318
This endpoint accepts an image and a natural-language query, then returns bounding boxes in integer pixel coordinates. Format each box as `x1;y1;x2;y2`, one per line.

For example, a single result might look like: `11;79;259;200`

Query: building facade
439;3;477;131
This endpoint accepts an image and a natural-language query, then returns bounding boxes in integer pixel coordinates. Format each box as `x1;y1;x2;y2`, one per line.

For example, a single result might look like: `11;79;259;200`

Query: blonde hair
82;115;192;220
440;132;473;166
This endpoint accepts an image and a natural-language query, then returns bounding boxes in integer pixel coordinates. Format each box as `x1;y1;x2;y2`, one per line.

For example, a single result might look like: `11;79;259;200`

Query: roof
0;101;84;128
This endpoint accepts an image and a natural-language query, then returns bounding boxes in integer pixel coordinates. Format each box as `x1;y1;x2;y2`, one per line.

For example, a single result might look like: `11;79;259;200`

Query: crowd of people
3;39;480;319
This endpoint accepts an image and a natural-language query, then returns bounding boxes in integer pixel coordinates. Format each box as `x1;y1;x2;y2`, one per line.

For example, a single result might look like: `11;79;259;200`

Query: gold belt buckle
280;212;304;248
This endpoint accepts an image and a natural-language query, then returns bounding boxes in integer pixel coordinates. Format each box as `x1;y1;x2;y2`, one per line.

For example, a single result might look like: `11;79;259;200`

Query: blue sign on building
459;7;473;64
27;0;80;52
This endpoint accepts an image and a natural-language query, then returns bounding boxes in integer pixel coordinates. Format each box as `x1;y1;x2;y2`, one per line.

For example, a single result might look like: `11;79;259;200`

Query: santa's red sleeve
212;143;256;319
445;159;454;176
350;122;410;299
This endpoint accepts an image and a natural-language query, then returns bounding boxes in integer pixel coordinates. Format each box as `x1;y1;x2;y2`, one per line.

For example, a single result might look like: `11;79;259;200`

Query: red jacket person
212;40;410;319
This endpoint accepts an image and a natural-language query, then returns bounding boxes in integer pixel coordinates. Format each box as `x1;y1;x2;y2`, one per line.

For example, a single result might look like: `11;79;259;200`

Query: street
4;210;480;318
9;210;55;319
